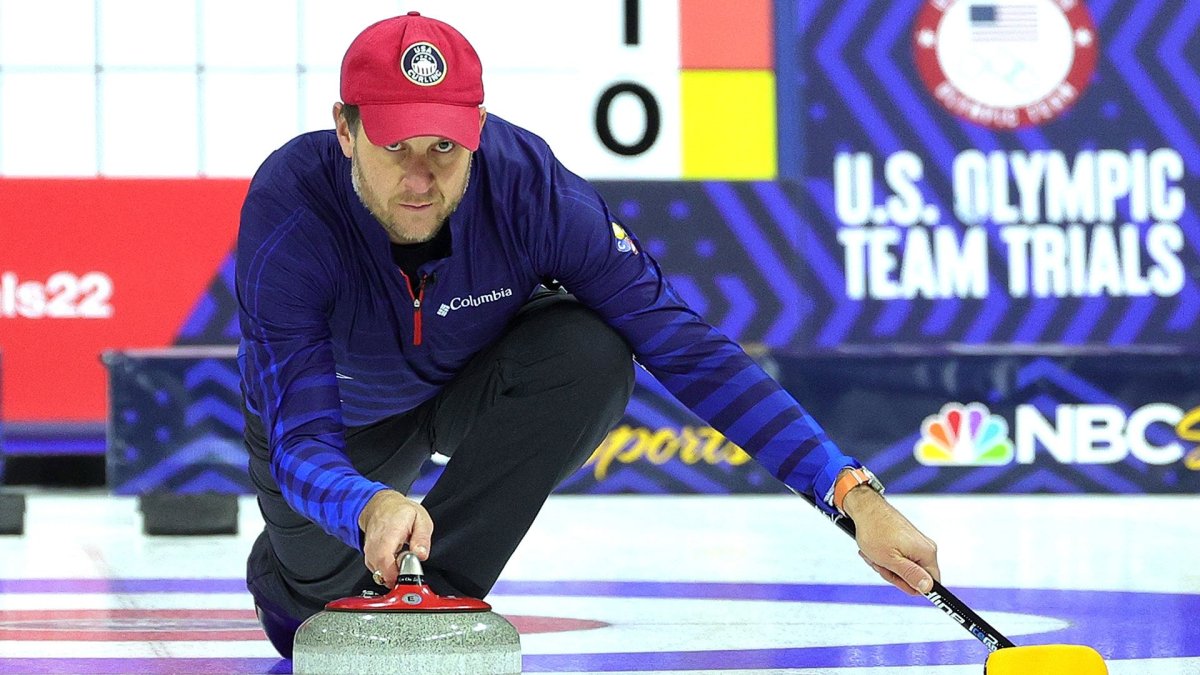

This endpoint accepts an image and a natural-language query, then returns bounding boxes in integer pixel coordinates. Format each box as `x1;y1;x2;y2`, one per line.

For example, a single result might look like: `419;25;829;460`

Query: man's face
336;105;482;244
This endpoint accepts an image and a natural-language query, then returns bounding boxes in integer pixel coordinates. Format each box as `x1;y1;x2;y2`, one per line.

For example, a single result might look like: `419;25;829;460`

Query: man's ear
333;102;354;159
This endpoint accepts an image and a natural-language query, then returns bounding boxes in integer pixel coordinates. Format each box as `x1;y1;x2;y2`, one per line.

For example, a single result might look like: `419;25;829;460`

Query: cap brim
358;102;482;151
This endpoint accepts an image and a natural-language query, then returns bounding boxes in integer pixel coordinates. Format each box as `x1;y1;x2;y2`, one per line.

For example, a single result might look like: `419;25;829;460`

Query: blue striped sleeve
530;163;859;513
237;206;391;549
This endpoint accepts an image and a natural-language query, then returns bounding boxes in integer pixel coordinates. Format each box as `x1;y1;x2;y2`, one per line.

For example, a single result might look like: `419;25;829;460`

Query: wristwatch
832;466;885;516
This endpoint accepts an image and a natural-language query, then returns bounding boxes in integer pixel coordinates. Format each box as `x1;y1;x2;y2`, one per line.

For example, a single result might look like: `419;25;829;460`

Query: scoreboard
424;0;778;179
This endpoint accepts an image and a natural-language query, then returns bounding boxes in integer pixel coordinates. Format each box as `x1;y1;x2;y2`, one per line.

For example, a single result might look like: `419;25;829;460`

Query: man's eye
385;141;404;151
434;140;456;153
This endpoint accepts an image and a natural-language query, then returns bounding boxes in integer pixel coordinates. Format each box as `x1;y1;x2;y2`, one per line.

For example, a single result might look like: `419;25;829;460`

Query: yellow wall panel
681;70;777;180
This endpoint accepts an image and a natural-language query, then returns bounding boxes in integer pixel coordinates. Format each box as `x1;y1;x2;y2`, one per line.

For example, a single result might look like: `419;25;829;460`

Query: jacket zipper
398;270;428;346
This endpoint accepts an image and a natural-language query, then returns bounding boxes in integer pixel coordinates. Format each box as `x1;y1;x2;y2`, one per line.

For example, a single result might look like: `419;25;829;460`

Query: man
238;12;940;659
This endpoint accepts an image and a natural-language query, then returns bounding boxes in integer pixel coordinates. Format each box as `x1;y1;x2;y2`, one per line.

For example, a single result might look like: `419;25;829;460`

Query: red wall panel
0;179;247;422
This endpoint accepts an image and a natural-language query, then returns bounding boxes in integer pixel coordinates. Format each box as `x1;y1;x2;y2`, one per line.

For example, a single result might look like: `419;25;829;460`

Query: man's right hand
357;489;434;589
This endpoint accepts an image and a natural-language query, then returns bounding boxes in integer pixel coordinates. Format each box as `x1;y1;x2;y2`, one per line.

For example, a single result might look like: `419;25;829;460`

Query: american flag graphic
969;3;1039;42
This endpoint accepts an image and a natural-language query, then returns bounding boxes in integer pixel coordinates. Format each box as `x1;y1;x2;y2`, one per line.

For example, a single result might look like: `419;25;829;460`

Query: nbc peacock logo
915;402;1014;466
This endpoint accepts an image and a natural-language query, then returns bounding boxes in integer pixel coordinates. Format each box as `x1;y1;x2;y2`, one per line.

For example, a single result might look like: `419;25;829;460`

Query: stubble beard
350;149;472;245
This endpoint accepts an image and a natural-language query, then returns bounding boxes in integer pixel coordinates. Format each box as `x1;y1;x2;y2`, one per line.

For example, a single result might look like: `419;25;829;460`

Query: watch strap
833;467;881;516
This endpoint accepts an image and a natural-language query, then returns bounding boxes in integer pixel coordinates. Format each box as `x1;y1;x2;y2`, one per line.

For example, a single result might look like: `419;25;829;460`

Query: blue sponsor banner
782;0;1200;348
101;347;783;496
780;348;1200;494
104;347;1199;495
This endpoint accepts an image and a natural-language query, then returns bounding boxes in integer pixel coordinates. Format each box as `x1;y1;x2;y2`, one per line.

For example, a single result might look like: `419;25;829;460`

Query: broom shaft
790;486;1018;651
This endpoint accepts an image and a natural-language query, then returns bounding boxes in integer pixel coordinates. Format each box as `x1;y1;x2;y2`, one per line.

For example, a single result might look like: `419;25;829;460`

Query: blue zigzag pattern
703;183;802;348
113;436;249;494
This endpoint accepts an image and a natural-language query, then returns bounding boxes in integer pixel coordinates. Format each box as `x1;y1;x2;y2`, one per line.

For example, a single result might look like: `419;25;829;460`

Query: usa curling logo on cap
401;42;447;86
912;0;1098;129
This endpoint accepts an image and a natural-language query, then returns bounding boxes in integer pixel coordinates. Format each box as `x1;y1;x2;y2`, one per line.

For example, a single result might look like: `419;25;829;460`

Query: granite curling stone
292;552;521;674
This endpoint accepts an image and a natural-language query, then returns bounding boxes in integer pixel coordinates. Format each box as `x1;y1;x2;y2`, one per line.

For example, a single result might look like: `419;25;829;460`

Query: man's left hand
842;487;940;596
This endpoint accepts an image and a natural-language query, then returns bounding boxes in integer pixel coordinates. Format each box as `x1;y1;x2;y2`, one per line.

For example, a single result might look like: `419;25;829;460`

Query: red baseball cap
340;12;484;150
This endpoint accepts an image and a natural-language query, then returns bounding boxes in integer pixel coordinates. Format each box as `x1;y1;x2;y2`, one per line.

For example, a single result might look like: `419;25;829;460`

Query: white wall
0;0;682;178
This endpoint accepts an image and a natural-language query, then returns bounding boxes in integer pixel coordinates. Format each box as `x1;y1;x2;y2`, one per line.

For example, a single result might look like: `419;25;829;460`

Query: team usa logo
912;0;1098;129
401;42;447;86
915;402;1014;466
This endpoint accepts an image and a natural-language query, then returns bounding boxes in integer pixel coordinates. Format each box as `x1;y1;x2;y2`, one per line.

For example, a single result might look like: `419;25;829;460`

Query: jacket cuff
812;456;862;515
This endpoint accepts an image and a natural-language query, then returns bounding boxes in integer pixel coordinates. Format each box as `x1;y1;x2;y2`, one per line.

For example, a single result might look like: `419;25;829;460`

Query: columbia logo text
437;287;514;316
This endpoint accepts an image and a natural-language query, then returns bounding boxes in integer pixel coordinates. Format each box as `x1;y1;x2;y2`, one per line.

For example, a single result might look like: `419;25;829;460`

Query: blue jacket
237;115;858;550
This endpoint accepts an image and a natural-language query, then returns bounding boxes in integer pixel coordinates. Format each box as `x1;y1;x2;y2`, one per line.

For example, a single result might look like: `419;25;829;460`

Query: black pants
244;292;634;656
